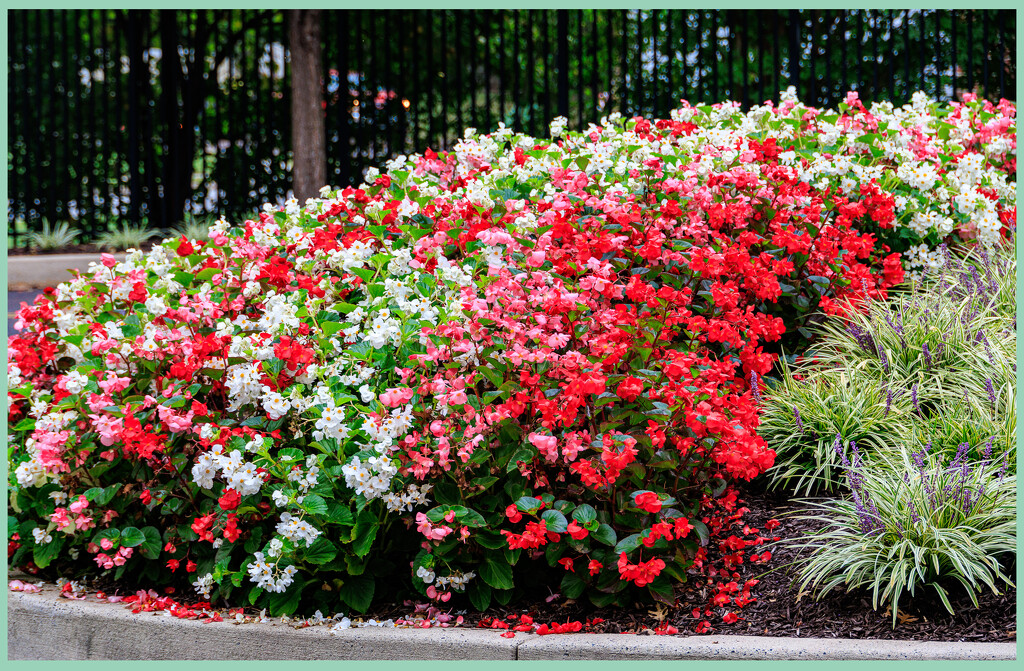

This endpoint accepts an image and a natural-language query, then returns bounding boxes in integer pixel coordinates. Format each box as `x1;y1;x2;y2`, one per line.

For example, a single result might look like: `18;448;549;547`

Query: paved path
8;290;41;337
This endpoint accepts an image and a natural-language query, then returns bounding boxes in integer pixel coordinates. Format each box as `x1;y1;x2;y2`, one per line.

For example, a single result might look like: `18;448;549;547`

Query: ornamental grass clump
762;239;1016;493
7;92;1015;619
791;439;1016;625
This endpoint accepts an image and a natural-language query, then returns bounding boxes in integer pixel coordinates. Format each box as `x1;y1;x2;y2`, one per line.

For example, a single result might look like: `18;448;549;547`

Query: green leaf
467;581;492;612
326;502;355;526
515;496;544;515
540;509;568;533
119;526;146;548
299;493;328;516
138;526;162;559
33;535;64;569
591;523;617;547
470;476;499;491
572;504;597;525
301;536;338;565
480;556;515;590
691;520;710;546
352;513;378;557
267;582;304;617
648;576;675;607
614;533;642;555
339;576;374;613
85;483;121;507
561;569;588;599
321;321;344;338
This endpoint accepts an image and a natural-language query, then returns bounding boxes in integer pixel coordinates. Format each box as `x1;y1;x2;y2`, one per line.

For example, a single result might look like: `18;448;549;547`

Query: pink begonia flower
101;253;117;268
98;373;132;394
415;513;453;541
528;433;559;462
69;495;89;514
89;414;123;446
379;387;415;408
448;390;468;406
157;405;194;433
112;554;126;566
100;538;114;550
86;393;115;413
74;515;94;531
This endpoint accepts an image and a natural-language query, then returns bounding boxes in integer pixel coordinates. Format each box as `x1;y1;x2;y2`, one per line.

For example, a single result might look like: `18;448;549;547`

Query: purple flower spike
792;405;803;432
922;343;932;371
749;371;761;403
911;383;921;416
985;378;997;406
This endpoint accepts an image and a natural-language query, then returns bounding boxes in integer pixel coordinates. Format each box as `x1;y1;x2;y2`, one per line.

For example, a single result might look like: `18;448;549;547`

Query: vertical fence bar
871;10;879;100
665;11;673;113
905;10;913;100
998;13;1006;99
934;10;941;99
950;10;957;99
983;11;989;96
887;11;895;102
575;10;583;127
772;12;780;101
630;9;638;112
614;9;622;112
966;11;973;94
757;12;765;104
591;11;598;118
558;9;569;120
788;10;800;99
543;13;551;127
807;11;815;106
740;13;748;108
711;11;719;102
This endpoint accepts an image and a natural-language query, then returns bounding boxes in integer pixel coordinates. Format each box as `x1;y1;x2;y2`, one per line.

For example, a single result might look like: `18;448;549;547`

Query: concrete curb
7;253;127;289
7;584;1016;661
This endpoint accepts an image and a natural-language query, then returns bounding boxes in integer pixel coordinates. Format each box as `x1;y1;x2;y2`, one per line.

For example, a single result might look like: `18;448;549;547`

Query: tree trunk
289;10;326;202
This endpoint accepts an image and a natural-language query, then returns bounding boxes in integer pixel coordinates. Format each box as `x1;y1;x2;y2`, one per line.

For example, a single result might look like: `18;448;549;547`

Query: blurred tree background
7;9;1016;245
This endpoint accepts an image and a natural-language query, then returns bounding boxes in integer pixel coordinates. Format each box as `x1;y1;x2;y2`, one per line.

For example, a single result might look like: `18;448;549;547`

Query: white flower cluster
416;567;476;592
193;572;214;599
275;512;321;547
261;389;292;420
15;453;49;488
341;454;398;500
32;527;53;545
256;293;300;333
383;483;433;512
224;362;263;411
286;454;320;493
313;403;352;443
247;550;298;593
191;447;264;495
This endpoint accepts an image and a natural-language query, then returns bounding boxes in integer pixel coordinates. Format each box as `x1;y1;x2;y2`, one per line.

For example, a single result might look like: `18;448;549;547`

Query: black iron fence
7;9;1017;245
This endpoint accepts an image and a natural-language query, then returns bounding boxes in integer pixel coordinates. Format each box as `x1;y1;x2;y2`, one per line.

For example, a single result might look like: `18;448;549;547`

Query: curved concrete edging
7;253;127;289
7;586;1016;661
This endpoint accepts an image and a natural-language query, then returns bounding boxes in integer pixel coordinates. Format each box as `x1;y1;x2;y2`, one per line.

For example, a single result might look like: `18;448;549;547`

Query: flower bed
7;90;1016;629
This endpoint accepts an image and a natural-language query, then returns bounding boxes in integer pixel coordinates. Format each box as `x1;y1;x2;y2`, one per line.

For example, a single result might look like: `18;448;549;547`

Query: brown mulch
354;486;1016;642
